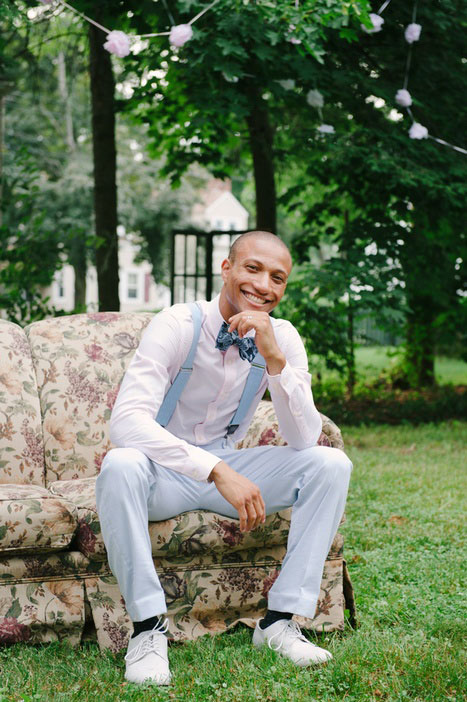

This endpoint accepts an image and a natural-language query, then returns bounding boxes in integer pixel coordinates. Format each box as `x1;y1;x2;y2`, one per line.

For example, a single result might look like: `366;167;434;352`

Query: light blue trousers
95;440;352;622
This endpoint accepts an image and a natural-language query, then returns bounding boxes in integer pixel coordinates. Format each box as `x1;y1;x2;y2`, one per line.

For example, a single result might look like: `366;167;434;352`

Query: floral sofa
0;312;355;652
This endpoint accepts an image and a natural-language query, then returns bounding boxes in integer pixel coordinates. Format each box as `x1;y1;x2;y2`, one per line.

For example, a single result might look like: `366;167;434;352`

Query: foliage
314;379;467;426
0;150;63;324
122;0;371;182
279;0;467;388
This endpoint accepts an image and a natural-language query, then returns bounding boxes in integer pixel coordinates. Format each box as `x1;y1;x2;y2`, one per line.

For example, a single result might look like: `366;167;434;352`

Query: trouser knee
96;447;151;498
300;446;352;491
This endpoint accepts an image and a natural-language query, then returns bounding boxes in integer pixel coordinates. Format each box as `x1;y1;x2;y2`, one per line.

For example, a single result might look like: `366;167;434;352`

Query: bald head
229;231;292;268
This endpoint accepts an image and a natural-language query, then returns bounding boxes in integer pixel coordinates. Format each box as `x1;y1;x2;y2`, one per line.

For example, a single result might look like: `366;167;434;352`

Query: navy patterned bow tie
215;322;258;362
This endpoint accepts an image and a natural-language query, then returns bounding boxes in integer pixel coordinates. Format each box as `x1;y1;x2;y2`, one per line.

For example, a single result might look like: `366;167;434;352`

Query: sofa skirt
0;550;355;651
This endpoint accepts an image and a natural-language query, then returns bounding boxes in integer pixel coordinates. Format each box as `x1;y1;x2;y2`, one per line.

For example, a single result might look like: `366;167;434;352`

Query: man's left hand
228;311;286;375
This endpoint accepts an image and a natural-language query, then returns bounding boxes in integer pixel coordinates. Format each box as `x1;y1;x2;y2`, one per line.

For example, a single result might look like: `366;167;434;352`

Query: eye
246;265;258;271
273;275;285;283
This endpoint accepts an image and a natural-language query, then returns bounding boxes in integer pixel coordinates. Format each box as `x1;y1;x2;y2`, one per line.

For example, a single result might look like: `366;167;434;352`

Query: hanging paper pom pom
307;89;324;108
362;13;384;34
104;31;131;58
277;80;295;91
405;23;422;43
395;89;412;107
317;124;335;134
409;122;428;139
169;24;193;47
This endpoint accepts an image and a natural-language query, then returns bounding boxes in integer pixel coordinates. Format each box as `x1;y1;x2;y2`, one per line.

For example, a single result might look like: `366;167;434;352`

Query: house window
56;271;65;299
125;271;141;302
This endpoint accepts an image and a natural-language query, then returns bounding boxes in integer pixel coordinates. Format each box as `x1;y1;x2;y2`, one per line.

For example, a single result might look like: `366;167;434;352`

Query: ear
220;258;231;283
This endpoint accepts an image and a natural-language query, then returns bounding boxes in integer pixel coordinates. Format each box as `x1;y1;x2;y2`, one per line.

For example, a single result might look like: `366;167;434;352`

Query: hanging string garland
362;0;467;155
38;0;219;52
37;0;465;155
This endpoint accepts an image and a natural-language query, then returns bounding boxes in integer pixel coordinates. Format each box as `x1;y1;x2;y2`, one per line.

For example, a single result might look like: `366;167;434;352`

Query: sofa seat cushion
48;477;344;564
0;484;78;556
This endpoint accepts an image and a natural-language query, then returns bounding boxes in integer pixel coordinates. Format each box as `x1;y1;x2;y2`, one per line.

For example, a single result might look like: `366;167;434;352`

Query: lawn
1;422;466;702
311;346;467;387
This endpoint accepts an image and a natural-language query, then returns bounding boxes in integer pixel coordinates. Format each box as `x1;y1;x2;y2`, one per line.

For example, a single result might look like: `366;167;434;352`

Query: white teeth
243;292;266;304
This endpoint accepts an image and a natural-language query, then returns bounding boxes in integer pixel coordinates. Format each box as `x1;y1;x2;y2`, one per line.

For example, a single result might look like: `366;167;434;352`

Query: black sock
131;615;165;638
259;609;293;630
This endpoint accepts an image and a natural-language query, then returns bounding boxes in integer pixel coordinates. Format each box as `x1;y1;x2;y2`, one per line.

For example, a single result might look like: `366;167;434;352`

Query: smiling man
96;231;352;685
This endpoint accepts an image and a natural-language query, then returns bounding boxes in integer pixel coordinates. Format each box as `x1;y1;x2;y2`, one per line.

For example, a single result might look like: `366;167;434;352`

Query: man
96;231;352;685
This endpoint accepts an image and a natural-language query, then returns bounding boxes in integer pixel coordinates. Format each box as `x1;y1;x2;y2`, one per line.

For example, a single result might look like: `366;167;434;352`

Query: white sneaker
253;619;333;667
124;621;171;685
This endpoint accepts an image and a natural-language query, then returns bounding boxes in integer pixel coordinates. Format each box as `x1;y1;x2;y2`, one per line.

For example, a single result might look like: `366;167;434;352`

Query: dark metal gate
170;229;247;304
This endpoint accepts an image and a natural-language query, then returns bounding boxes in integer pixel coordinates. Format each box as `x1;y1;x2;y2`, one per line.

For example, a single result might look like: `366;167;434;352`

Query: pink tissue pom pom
362;13;384;34
169;24;193;47
103;31;131;58
405;23;422;43
409;122;428;140
395;89;412;107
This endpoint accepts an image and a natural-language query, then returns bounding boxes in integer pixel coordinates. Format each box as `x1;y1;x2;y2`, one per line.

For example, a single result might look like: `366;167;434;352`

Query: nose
253;271;271;294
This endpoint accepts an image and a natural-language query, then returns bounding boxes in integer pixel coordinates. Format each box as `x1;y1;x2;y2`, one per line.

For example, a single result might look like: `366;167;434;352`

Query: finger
244;499;257;532
253;493;265;528
255;491;266;526
237;504;248;533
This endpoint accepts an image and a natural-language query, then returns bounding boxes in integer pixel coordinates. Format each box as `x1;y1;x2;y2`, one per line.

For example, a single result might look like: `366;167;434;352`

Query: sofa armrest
236;400;344;451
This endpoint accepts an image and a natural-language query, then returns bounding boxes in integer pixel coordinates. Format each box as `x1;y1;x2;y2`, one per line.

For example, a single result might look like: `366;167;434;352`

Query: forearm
268;362;322;448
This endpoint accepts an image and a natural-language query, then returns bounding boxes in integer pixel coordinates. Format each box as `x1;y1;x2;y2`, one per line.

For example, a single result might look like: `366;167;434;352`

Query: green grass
1;422;466;701
311;346;467;387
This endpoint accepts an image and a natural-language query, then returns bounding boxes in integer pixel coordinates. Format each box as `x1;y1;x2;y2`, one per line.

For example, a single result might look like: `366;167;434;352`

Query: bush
314;381;467;425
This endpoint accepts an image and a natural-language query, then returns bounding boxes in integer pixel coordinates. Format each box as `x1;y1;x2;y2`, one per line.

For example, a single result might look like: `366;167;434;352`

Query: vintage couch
0;312;355;652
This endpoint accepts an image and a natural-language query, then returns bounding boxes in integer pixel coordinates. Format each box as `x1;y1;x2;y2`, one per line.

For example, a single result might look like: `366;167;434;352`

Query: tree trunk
57;51;76;152
404;305;435;387
88;24;120;311
245;84;276;233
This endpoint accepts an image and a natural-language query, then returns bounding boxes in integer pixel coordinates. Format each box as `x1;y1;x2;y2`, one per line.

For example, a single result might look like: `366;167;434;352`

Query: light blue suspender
155;302;266;437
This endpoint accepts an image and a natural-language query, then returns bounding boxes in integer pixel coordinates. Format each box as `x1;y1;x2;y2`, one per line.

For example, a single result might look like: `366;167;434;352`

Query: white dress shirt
109;295;322;481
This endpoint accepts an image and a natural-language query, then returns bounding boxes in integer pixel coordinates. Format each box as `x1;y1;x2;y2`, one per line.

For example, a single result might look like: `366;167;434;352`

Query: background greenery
0;421;465;701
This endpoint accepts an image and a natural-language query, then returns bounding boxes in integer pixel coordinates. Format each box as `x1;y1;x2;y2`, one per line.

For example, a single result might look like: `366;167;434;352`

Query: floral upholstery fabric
0;579;84;645
0;312;354;649
0;320;45;486
236;400;344;451
25;313;153;484
84;557;348;652
0;484;78;556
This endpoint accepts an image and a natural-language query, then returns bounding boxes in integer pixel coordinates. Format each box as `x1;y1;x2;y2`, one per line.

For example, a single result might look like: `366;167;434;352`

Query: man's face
219;237;292;319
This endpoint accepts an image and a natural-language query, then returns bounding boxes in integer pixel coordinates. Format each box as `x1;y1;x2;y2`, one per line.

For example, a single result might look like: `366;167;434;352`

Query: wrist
265;352;286;376
208;460;229;483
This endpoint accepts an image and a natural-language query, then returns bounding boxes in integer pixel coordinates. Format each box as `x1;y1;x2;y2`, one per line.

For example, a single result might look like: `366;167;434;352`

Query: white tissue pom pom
362;13;384;34
395;89;412;107
409;122;428;139
277;80;295;91
317;124;335;134
405;23;422;44
307;89;324;108
169;24;193;48
103;31;131;58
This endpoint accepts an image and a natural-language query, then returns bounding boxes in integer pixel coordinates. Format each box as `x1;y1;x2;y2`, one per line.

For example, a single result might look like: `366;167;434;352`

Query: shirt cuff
267;360;297;393
188;445;222;482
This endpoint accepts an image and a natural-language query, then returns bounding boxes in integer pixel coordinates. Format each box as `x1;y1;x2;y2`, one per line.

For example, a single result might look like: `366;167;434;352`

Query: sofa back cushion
0;320;45;485
25;312;153;484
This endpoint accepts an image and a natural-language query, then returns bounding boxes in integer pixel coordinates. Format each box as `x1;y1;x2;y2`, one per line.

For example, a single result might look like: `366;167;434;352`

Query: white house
48;178;249;312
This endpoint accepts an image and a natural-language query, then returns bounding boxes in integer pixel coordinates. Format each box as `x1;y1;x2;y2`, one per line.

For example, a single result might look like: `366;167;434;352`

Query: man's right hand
208;460;266;532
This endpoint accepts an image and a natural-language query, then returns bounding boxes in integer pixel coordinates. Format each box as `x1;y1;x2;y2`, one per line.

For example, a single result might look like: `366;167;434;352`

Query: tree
280;0;466;387
124;0;371;232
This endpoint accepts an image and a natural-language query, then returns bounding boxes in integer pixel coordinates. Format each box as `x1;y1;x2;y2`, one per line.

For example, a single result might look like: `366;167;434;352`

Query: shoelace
267;620;312;652
124;618;169;664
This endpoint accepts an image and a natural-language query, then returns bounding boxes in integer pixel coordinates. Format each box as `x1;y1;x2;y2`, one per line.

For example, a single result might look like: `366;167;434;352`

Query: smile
241;291;269;305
